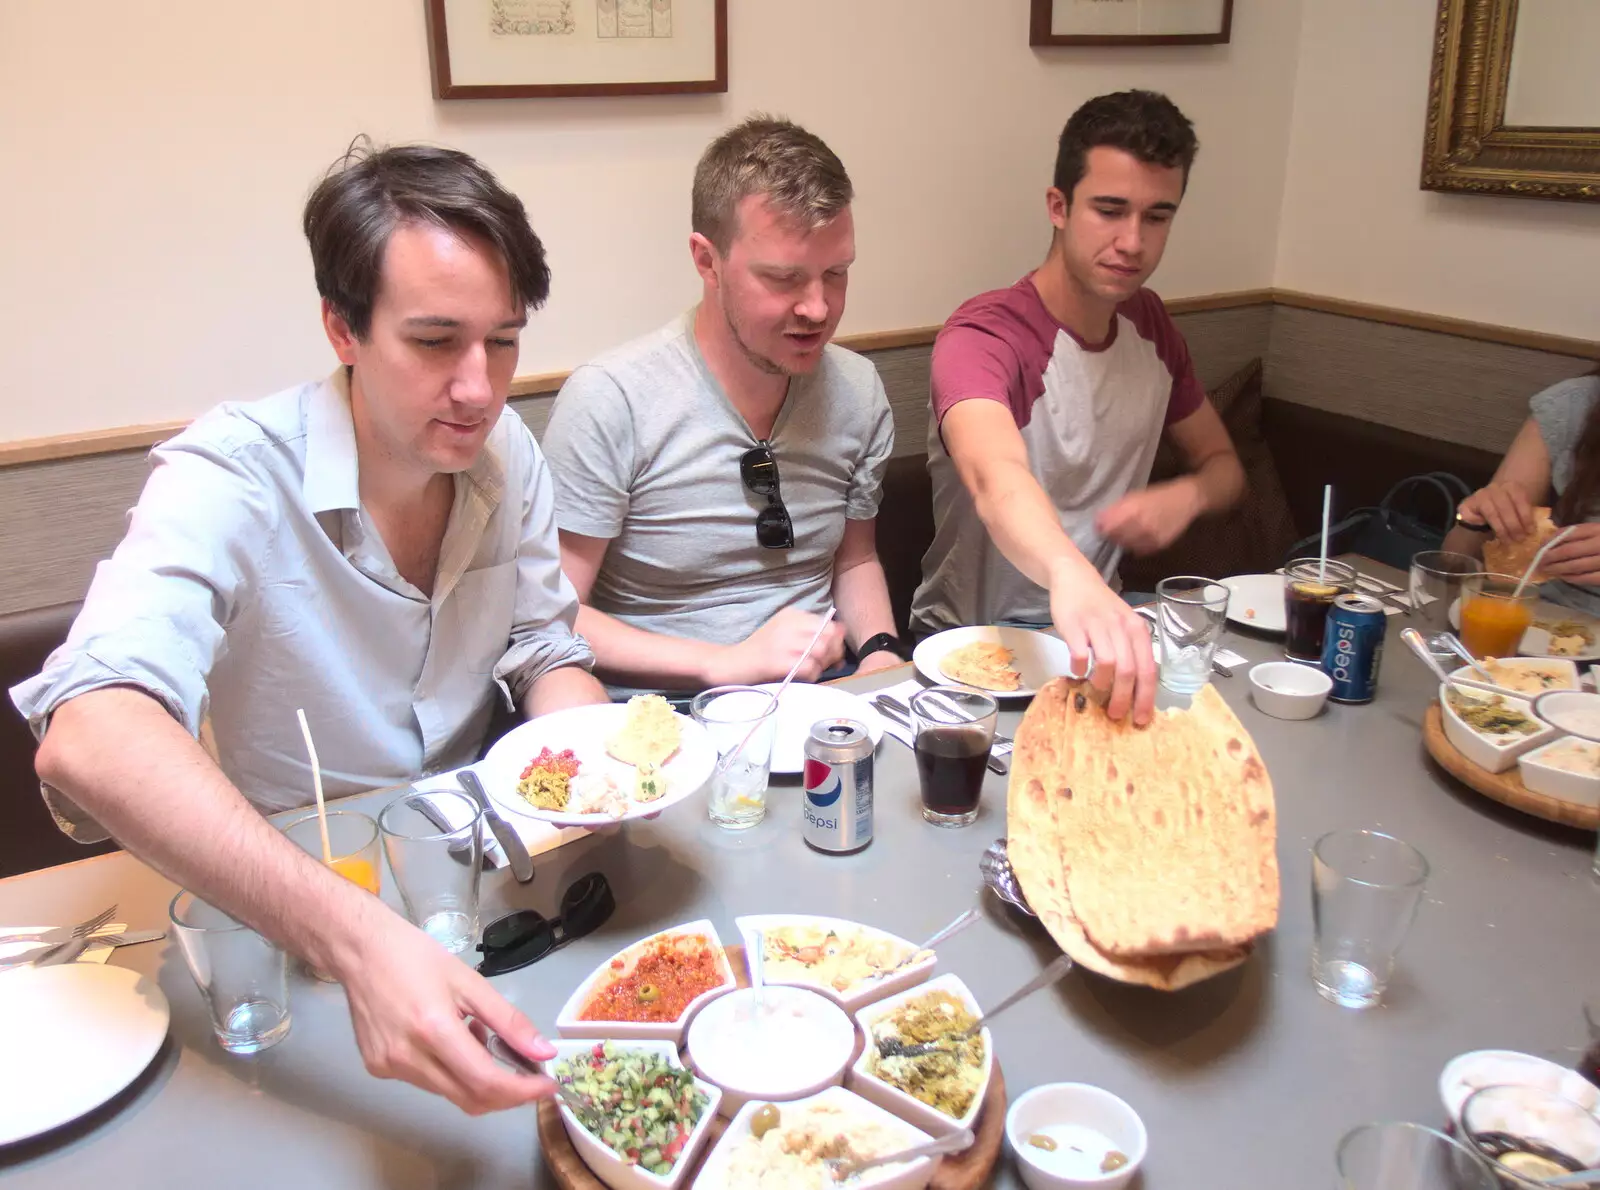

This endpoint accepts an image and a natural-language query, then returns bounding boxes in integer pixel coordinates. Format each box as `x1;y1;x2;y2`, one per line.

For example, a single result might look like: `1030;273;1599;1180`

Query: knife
458;770;535;885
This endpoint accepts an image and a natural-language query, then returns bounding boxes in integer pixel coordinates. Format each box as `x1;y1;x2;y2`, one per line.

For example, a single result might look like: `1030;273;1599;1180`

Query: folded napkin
869;677;1016;761
409;768;588;869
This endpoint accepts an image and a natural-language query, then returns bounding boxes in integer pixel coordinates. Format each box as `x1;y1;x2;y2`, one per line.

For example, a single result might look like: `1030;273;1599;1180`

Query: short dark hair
691;115;853;254
303;138;551;339
1052;91;1199;203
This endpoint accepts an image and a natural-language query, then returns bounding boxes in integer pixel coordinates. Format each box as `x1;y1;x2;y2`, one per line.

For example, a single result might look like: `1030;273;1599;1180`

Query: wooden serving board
537;943;1008;1190
1423;705;1599;830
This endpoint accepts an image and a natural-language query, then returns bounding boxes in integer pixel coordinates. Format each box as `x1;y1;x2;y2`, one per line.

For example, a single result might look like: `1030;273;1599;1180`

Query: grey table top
3;562;1598;1189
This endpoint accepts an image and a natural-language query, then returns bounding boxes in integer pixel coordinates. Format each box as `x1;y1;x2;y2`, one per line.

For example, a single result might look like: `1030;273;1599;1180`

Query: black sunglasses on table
740;442;794;550
476;871;615;977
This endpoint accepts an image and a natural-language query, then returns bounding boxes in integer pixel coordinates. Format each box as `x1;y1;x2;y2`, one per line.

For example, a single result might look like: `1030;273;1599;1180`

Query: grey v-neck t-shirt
542;310;894;652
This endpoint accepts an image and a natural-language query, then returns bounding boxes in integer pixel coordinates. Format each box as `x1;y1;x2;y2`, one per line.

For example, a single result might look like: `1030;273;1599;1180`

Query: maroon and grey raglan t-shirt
910;276;1205;635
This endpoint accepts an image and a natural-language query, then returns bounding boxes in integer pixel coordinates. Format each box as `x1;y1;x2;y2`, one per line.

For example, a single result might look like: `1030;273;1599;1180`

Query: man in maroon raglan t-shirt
911;90;1245;726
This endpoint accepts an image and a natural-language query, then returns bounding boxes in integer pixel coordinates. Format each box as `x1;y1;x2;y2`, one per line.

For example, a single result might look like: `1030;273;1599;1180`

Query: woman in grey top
1444;371;1600;615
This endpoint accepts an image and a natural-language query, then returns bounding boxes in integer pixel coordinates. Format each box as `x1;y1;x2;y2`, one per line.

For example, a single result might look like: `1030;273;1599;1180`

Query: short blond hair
691;115;853;253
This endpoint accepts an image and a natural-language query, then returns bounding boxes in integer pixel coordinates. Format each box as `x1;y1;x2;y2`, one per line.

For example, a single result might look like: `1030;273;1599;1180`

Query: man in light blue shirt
11;142;606;1114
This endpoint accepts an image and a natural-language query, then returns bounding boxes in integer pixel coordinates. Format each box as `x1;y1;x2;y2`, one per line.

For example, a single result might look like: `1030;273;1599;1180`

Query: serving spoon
876;953;1074;1059
822;1127;976;1181
869;906;981;982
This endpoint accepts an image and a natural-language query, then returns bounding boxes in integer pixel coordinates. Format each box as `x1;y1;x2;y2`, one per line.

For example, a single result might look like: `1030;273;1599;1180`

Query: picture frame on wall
425;0;727;99
1029;0;1233;47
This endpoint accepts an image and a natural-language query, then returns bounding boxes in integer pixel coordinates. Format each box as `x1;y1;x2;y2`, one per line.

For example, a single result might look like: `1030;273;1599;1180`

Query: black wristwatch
857;632;909;662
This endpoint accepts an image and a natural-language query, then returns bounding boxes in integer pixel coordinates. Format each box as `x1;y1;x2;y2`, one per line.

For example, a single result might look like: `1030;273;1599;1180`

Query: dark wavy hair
303;137;550;339
1554;362;1600;526
1053;90;1199;203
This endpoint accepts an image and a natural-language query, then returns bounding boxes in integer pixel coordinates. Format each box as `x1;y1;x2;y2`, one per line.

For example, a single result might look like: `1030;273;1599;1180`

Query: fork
0;904;117;948
823;1128;976;1181
872;697;1008;776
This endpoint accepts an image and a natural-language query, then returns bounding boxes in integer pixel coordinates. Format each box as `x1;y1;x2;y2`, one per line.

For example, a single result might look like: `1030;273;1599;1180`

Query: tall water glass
1335;1122;1496;1190
692;685;780;829
1408;550;1481;647
1154;576;1230;694
170;891;291;1055
1311;830;1429;1008
378;789;484;957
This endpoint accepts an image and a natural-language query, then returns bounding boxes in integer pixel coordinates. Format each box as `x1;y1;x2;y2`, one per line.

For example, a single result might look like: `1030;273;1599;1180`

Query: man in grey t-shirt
542;116;904;692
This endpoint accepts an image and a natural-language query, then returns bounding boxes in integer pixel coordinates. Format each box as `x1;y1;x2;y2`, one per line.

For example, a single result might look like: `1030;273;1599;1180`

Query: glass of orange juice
1458;574;1537;659
281;810;382;980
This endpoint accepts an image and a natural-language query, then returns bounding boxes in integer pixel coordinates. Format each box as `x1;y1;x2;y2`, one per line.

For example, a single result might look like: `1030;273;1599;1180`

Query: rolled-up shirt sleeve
492;429;596;708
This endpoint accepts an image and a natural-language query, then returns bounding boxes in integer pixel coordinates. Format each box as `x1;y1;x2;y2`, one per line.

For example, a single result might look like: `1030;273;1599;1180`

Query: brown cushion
1119;358;1299;588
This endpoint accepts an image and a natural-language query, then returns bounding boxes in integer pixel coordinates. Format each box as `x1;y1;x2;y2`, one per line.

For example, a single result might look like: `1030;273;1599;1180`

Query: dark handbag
1285;473;1473;571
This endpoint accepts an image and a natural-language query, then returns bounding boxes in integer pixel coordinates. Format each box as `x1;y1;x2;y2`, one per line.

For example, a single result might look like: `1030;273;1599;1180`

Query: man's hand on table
1048;558;1157;727
334;903;558;1114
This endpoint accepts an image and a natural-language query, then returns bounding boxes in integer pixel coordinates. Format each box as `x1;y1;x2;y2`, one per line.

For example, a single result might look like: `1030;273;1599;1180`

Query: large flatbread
1007;679;1277;990
1482;507;1557;582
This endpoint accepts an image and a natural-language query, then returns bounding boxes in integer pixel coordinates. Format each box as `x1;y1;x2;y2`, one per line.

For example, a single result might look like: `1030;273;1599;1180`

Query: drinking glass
1311;830;1428;1008
1283;558;1357;663
1154;576;1230;694
170;891;291;1055
1580;994;1600;1088
1460;1084;1600;1183
1409;550;1482;647
281;809;382;981
1335;1122;1497;1190
1460;574;1538;658
378;789;484;957
692;685;780;829
910;685;997;827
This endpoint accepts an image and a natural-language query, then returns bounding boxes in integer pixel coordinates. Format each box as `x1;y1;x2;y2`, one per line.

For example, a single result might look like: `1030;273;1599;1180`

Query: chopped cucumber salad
552;1042;709;1176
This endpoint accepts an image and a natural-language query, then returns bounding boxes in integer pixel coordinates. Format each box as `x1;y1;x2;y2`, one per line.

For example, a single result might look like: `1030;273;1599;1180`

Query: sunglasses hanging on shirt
740;442;795;550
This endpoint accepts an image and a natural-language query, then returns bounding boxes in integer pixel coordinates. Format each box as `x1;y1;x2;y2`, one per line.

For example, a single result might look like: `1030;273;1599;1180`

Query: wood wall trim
5;290;1594;469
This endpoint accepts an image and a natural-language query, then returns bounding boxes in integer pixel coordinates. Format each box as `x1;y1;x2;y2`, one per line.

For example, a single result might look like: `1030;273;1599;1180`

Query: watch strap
857;631;908;662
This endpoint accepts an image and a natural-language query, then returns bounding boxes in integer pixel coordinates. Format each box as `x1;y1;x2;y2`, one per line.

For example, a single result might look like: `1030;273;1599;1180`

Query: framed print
425;0;727;99
1029;0;1233;47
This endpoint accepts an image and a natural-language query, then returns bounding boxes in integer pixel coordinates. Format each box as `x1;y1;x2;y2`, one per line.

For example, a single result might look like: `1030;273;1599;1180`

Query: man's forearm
574;605;735;689
35;688;381;977
1181;450;1247;518
519;663;610;719
831;555;896;651
975;464;1101;594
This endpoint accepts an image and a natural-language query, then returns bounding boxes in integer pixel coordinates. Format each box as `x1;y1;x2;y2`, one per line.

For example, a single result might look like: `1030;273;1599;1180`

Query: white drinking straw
1513;524;1577;598
1319;485;1333;582
716;605;837;776
295;708;333;864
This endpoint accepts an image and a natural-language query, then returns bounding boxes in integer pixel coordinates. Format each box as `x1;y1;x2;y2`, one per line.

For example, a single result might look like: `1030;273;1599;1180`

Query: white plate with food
554;920;736;1044
0;964;171;1145
1438;683;1558;774
1219;574;1286;633
753;684;885;774
1447;598;1600;661
912;626;1075;699
1439;1049;1600;1130
1517;736;1600;809
735;915;935;1013
1448;656;1582;699
476;698;716;827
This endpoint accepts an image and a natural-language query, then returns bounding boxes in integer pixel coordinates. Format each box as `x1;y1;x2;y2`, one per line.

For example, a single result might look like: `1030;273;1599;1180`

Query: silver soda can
802;718;874;854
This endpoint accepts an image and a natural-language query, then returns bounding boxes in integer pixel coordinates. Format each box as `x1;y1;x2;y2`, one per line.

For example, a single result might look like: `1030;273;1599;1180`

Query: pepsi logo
803;758;842;807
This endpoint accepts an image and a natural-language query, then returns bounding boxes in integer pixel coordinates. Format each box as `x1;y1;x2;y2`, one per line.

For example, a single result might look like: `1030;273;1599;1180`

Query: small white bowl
735;914;936;1014
1006;1083;1148;1190
543;1039;722;1190
1439;684;1558;773
1448;656;1581;698
848;973;993;1140
1533;689;1600;742
1438;1049;1600;1130
685;985;856;1117
1517;736;1600;809
1248;661;1332;720
693;1085;939;1190
555;920;735;1043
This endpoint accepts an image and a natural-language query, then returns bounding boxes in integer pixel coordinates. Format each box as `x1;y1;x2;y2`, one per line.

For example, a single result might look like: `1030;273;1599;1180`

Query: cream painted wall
1274;0;1600;343
0;0;1305;442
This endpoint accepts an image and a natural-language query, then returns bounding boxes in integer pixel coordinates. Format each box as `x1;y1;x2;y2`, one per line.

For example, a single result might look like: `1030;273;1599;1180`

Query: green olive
637;984;661;1003
1027;1134;1058;1152
750;1104;781;1140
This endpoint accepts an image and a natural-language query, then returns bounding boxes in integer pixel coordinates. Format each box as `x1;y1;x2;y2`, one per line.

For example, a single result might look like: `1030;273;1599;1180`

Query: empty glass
170;891;291;1055
1335;1122;1497;1190
1409;550;1482;647
1311;830;1429;1008
378;789;484;957
911;686;997;827
692;685;780;829
1154;576;1230;694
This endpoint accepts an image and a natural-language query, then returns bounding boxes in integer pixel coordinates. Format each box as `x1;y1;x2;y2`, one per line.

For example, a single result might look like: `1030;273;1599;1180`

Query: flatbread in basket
1007;678;1279;991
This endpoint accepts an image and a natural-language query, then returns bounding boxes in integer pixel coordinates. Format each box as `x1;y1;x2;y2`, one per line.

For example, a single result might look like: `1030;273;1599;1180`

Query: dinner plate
734;913;935;1013
0;964;171;1144
753;683;885;774
1219;574;1286;633
475;703;716;827
1447;597;1600;661
912;626;1076;699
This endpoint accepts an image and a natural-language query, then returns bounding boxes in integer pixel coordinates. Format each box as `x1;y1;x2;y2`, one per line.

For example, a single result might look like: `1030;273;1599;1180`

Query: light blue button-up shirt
11;371;593;835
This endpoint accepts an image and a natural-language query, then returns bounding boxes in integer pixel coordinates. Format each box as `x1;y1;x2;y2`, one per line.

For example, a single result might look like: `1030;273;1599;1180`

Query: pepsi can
1321;594;1385;703
802;719;874;854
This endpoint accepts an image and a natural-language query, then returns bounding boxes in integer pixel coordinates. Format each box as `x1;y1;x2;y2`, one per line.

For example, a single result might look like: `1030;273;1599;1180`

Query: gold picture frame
1421;0;1600;202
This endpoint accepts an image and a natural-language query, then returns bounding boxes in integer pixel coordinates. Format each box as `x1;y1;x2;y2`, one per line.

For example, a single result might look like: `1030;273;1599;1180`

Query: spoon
749;927;767;1008
822;1127;976;1180
870;906;981;981
980;839;1037;918
485;1034;604;1130
1437;632;1498;680
1543;1169;1600;1187
1400;628;1470;687
877;953;1074;1059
